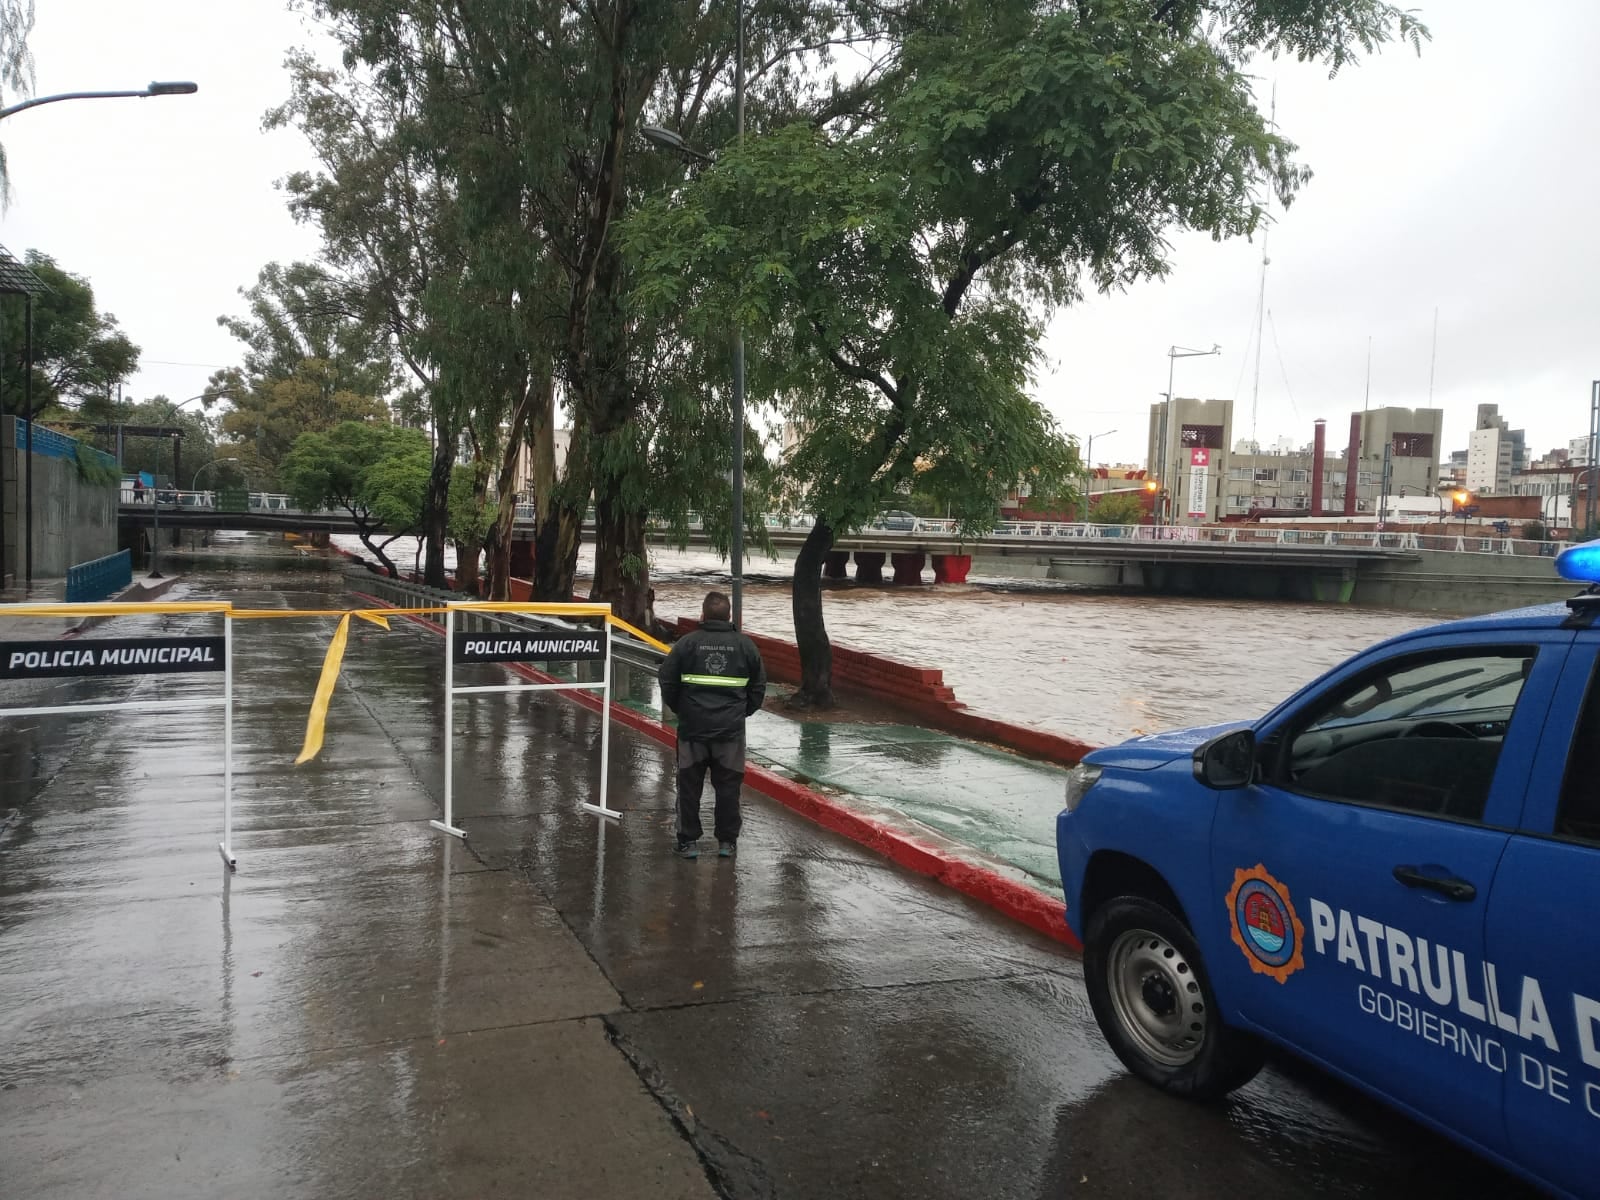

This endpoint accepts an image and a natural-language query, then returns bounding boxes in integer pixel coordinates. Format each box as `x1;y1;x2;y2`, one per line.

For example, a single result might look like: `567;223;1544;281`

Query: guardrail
64;549;132;603
120;488;319;513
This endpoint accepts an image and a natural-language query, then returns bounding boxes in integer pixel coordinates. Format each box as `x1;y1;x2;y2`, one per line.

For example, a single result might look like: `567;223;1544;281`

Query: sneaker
674;841;699;860
718;841;736;858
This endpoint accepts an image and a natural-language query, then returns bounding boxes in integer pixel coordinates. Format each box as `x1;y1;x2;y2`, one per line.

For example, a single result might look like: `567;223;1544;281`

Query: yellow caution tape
295;609;391;765
607;614;671;653
0;601;234;617
3;595;675;762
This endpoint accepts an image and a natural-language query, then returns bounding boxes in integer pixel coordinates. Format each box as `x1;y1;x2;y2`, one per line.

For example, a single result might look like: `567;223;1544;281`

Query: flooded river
640;549;1433;746
337;537;1435;746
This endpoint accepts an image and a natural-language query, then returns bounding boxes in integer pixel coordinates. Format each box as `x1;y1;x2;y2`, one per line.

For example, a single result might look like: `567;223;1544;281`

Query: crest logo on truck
1226;864;1306;983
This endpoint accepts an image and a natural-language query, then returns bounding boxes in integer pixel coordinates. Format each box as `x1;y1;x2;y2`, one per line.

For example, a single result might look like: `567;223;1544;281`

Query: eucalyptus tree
283;0;888;622
626;0;1428;705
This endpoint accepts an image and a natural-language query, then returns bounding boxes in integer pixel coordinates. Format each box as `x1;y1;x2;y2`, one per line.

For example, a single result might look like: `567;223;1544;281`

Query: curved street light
0;81;198;121
193;457;240;492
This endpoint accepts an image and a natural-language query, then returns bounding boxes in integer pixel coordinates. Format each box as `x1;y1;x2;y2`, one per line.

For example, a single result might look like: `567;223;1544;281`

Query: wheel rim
1105;927;1208;1067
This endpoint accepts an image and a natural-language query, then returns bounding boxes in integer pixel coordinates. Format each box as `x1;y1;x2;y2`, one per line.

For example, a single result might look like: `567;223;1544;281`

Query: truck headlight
1064;763;1103;812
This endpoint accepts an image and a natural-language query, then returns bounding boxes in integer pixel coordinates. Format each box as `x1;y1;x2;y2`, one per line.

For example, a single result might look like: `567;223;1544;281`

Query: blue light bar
1555;542;1600;583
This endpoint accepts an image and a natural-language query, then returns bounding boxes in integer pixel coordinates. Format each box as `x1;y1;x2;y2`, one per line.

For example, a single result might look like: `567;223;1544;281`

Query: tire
1083;896;1265;1100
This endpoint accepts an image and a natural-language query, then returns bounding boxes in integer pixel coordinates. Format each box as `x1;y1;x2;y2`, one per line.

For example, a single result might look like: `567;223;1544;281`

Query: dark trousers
675;735;744;845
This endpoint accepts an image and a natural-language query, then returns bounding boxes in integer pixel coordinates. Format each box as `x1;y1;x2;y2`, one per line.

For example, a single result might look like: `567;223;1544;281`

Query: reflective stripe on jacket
659;619;767;740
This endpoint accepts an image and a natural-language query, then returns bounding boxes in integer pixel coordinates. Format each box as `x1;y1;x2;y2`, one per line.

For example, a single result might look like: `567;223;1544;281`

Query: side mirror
1193;729;1256;790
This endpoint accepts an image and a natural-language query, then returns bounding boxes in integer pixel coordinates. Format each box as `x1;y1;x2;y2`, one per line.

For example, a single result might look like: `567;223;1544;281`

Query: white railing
118;489;1574;559
120;487;324;513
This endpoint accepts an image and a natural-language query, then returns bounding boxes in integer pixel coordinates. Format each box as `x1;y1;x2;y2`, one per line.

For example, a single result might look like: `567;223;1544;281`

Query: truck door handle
1392;865;1477;902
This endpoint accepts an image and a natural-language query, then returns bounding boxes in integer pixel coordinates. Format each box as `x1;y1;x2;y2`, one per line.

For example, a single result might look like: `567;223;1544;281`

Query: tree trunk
789;519;835;709
532;502;583;601
358;528;400;578
589;494;650;628
484;372;540;600
423;437;453;588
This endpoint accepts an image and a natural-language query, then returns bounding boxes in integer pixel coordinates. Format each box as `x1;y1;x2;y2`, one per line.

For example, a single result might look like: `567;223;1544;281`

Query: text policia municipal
1312;898;1600;1120
452;632;606;663
8;645;216;670
0;638;228;680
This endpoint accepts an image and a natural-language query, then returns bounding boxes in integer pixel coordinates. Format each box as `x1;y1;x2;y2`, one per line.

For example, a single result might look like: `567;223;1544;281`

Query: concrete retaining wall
1;419;117;583
673;616;1095;767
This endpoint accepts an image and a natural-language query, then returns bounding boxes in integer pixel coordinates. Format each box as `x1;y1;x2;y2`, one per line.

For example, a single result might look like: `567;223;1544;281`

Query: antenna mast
1427;307;1439;403
1249;83;1277;452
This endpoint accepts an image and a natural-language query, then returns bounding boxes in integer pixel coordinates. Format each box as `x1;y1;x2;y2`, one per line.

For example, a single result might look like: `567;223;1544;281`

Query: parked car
1057;543;1600;1199
873;509;919;532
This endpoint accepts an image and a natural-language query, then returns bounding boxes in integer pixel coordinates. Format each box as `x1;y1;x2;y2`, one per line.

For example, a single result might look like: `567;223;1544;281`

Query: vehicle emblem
1225;864;1306;984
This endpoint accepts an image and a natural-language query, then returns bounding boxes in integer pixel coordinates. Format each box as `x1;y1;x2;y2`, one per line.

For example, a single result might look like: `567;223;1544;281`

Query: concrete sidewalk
0;570;1523;1200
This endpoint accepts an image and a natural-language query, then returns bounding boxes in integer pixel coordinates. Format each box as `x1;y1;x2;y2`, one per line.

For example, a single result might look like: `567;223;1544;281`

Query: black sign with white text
453;630;606;664
0;637;227;681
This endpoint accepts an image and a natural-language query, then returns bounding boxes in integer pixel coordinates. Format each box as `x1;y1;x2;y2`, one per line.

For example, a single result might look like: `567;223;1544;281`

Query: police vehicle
1057;544;1600;1198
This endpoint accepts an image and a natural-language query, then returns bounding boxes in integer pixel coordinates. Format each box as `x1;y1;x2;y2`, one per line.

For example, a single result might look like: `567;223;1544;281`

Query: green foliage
217;261;396;400
1521;519;1548;542
0;0;36;203
70;441;120;488
281;419;428;575
447;459;492;548
212;359;389;487
0;250;139;415
1090;491;1147;525
625;0;1428;546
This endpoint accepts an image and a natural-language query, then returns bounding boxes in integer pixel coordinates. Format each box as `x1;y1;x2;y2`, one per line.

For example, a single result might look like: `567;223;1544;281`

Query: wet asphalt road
0;558;1535;1198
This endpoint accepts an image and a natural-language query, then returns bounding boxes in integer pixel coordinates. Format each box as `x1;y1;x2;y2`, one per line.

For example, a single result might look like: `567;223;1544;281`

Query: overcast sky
4;1;1598;472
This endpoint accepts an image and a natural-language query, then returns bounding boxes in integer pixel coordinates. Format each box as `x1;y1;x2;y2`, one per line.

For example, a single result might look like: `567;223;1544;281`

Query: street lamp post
1083;428;1116;519
2;78;198;583
1156;344;1221;532
639;0;747;627
0;81;198;121
193;457;240;493
147;392;223;575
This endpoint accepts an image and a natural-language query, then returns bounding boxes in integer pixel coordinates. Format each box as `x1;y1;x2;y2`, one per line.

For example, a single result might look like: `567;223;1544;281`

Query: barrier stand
0;600;238;868
432;600;623;840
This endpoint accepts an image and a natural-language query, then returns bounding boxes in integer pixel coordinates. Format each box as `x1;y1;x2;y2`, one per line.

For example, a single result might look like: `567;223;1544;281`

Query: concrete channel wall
1;418;118;584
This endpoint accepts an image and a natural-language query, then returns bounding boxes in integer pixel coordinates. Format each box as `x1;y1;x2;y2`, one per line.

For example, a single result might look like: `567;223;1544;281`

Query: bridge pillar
853;551;886;584
931;553;971;584
891;552;926;585
824;550;850;579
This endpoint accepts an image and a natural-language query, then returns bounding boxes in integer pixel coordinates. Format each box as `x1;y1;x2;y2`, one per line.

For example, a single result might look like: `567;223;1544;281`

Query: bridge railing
120;487;329;514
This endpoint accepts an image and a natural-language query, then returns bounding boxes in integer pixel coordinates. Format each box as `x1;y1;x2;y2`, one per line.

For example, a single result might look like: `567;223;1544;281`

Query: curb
349;590;1078;950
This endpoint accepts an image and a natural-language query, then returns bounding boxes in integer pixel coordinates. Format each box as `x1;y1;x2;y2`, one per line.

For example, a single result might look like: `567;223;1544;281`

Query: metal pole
220;610;236;869
444;607;454;831
1159;350;1176;531
598;620;614;816
171;433;182;546
23;295;32;584
729;0;746;628
1588;380;1599;535
149;481;162;578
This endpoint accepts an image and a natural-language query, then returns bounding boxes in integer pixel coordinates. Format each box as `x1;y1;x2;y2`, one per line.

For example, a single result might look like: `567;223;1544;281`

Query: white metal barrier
432;601;622;840
0;601;238;868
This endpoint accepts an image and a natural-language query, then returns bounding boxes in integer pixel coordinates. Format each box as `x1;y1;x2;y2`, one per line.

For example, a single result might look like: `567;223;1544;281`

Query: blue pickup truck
1058;545;1600;1199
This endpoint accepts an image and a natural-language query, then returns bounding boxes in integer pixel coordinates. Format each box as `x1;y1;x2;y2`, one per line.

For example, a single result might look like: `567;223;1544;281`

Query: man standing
658;591;766;860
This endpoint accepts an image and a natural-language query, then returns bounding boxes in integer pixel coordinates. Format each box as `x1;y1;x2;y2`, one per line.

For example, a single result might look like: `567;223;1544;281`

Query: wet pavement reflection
0;550;1532;1199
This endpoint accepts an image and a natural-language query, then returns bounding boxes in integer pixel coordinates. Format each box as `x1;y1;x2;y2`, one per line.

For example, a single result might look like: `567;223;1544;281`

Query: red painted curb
349;591;1078;950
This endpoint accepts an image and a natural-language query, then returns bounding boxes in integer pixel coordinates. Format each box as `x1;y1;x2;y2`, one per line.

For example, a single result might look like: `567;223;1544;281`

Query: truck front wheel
1083;896;1264;1099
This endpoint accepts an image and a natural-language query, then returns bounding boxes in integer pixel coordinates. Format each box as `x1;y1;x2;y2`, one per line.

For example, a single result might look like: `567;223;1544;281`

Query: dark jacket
659;619;767;741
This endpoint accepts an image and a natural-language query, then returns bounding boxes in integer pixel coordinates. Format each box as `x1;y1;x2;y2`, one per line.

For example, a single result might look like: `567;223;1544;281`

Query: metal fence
64;549;132;603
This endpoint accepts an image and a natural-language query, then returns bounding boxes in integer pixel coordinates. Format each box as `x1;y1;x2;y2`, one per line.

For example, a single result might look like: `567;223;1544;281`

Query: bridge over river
119;489;1574;612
